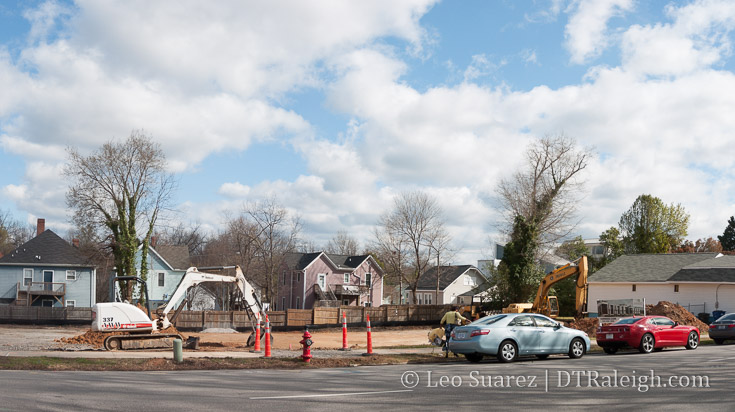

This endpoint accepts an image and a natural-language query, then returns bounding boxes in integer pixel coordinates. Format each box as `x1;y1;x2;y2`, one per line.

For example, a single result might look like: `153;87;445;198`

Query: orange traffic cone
264;314;272;358
362;314;373;356
340;312;350;351
251;313;262;353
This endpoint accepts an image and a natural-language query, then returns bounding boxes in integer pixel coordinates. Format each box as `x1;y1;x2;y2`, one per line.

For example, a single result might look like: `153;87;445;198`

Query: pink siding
278;254;384;309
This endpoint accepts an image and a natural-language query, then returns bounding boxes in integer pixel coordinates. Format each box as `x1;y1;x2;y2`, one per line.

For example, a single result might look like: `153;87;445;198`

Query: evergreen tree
718;216;735;251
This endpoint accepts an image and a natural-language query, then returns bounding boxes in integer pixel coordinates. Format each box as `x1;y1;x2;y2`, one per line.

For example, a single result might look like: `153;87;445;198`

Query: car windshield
612;317;643;325
470;314;506;325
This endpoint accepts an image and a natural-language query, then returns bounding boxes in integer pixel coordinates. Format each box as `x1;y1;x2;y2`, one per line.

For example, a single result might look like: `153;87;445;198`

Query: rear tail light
470;330;490;337
451;331;455;338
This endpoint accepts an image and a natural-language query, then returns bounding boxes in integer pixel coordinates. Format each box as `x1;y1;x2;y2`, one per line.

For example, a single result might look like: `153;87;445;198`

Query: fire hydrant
300;326;313;363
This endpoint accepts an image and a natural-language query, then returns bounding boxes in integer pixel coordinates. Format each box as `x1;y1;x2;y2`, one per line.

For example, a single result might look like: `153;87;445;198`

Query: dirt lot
0;324;435;352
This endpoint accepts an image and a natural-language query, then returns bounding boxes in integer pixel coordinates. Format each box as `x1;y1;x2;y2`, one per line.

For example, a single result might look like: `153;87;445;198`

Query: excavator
92;265;267;350
502;256;588;318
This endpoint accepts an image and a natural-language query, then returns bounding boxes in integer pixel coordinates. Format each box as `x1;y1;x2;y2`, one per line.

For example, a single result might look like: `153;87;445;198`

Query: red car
596;315;699;354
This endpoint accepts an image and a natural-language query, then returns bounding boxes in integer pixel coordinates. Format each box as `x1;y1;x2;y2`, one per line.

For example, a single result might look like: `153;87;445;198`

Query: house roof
153;245;191;270
0;230;93;267
416;265;481;290
284;252;381;273
589;253;719;282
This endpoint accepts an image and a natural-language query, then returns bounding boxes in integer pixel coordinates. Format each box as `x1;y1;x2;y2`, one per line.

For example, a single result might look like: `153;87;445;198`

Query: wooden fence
0;304;455;329
172;304;453;330
0;306;92;323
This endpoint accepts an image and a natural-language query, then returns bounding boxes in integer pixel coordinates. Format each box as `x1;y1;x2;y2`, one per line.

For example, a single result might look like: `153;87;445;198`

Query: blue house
133;242;191;307
0;220;96;308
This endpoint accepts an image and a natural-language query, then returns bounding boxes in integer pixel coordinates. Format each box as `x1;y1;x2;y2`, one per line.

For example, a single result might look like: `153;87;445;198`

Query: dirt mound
646;301;709;334
567;318;599;336
57;326;184;349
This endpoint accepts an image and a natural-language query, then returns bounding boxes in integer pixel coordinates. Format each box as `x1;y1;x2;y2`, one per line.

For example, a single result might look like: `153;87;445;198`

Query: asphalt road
1;345;732;411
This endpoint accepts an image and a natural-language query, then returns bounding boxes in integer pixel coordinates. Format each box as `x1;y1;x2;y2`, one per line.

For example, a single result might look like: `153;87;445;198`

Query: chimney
72;238;80;248
150;235;157;247
36;218;45;237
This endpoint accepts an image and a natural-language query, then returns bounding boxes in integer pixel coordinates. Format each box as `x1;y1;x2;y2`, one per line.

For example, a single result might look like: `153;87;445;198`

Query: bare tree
0;210;34;256
496;133;592;250
157;222;208;257
244;197;301;304
375;191;450;304
494;134;591;303
371;225;410;304
326;230;359;255
64;131;176;301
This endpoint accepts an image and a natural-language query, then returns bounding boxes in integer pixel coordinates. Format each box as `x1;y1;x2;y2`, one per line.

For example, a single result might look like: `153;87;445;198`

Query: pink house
277;252;384;310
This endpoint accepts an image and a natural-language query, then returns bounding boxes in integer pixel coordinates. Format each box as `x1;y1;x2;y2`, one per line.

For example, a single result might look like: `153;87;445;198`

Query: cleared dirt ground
0;324;435;351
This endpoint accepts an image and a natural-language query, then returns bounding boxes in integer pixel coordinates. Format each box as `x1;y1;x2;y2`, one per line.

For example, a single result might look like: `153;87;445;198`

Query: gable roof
152;245;191;270
283;252;383;274
0;230;93;267
589;253;719;282
417;265;483;290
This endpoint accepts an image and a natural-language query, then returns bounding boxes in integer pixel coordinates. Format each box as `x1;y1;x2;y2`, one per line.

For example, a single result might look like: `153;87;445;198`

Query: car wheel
568;338;585;359
603;347;617;355
638;333;655;353
685;331;699;350
714;338;724;345
465;353;483;363
497;340;518;363
535;354;549;360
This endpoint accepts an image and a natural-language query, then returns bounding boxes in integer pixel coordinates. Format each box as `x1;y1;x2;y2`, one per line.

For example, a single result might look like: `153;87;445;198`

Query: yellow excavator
502;256;589;318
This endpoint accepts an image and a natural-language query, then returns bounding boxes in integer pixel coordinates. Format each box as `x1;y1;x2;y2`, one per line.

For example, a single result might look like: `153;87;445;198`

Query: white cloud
621;0;735;77
565;0;634;64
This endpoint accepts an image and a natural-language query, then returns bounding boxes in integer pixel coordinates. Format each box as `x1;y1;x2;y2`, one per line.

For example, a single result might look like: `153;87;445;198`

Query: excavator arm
159;266;265;329
532;256;588;317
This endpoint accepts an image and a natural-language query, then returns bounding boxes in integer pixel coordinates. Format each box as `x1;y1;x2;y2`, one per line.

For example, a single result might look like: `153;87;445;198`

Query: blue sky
2;0;735;264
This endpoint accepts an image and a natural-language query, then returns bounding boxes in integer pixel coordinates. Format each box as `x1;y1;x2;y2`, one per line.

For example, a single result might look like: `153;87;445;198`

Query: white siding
588;282;735;315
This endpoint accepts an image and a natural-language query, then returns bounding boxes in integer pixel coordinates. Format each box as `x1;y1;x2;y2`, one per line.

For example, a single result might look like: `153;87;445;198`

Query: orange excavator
502;256;589;318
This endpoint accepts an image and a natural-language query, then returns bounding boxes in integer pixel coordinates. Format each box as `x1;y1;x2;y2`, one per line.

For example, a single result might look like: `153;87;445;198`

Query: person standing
440;306;467;356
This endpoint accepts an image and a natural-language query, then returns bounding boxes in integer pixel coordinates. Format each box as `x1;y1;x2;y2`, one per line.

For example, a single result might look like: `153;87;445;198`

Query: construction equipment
502;256;589;318
93;265;267;350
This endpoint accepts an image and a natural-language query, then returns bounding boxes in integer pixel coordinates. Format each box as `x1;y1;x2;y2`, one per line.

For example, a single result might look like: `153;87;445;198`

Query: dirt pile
57;326;184;349
646;301;710;334
567;318;599;336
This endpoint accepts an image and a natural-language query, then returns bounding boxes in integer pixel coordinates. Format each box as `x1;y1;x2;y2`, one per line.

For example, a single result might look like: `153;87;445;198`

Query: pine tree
718;216;735;251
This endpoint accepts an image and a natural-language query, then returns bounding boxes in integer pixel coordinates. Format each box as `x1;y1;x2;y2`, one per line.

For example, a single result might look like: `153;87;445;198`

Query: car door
507;315;541;354
653;317;677;345
533;315;566;353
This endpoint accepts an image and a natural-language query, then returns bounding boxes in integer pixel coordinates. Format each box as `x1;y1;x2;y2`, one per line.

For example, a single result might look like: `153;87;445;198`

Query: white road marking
250;389;413;400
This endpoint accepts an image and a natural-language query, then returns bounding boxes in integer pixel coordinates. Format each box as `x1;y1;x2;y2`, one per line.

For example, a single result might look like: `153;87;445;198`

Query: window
674;284;680;293
508;315;535;327
23;268;33;286
344;273;350;284
66;270;77;281
296;297;301;309
425;293;432;305
66;300;76;308
655;317;675;327
296;272;301;282
281;297;286;311
418;294;423;305
41;300;54;307
158;272;165;287
464;275;475;286
632;284;636;292
365;273;372;287
342;299;350;305
283;270;286;285
318;274;326;290
533;315;556;327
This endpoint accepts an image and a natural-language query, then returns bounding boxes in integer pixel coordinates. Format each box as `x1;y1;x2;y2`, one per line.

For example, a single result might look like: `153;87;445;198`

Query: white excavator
92;265;268;350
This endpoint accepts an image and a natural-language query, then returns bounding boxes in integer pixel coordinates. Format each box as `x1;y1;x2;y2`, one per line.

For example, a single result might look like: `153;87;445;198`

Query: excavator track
104;333;183;350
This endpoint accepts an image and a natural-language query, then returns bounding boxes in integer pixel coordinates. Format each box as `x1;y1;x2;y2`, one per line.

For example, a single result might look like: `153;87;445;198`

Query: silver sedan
447;313;591;363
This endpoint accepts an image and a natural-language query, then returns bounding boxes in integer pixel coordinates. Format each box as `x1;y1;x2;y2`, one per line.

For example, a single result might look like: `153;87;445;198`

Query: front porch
15;282;66;307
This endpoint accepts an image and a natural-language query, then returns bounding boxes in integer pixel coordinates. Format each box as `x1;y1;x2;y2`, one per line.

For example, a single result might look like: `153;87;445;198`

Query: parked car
596;315;699;354
447;313;591;363
709;313;735;345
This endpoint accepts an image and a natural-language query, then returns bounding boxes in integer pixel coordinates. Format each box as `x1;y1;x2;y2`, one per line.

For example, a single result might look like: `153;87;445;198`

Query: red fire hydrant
300;326;313;363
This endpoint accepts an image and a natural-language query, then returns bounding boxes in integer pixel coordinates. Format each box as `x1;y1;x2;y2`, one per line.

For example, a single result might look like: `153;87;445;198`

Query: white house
410;265;488;305
588;253;735;317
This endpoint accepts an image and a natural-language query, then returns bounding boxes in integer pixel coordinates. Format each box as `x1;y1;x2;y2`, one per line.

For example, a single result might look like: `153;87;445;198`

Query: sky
2;0;735;265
